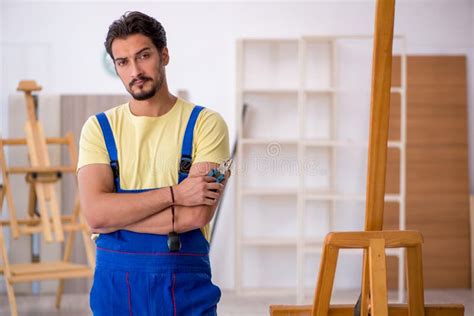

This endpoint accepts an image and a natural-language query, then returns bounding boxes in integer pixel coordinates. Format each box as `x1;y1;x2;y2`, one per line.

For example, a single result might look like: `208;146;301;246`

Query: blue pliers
207;158;233;183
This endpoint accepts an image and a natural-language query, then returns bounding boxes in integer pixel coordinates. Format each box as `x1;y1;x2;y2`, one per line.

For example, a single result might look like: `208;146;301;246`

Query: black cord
168;186;181;252
170;186;175;232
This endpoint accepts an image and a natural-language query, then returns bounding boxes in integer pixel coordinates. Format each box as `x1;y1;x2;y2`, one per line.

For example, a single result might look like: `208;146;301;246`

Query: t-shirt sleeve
192;110;230;165
77;115;110;172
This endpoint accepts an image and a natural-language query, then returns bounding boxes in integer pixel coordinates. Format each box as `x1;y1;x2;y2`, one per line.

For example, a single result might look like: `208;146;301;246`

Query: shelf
243;88;298;94
241;237;297;247
302;245;402;259
241;139;402;148
241;138;299;145
241;187;298;196
303;140;365;147
304;191;401;202
385;194;402;203
305;192;365;201
305;88;337;94
242;38;298;44
242;87;405;94
236;35;407;300
302;240;324;254
391;87;404;94
302;246;323;254
303;34;406;41
242;188;401;202
388;141;402;149
303;140;402;148
242;88;338;94
302;86;403;94
304;243;401;252
240;188;401;202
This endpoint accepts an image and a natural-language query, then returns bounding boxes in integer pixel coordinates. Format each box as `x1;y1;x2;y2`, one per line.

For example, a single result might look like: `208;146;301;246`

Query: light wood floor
0;289;472;315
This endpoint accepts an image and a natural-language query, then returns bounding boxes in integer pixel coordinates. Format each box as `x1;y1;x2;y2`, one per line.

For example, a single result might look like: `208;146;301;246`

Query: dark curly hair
104;11;167;60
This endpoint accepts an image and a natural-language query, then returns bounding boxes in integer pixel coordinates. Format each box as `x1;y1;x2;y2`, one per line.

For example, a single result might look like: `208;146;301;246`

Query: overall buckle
110;160;120;179
179;155;192;174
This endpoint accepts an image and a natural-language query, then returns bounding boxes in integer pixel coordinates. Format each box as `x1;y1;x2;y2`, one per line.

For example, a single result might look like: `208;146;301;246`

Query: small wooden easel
0;80;95;316
270;0;464;315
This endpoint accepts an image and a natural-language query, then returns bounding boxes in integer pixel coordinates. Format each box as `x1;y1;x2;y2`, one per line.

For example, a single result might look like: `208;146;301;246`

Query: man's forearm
82;163;229;234
85;186;173;230
100;203;217;235
119;178;226;234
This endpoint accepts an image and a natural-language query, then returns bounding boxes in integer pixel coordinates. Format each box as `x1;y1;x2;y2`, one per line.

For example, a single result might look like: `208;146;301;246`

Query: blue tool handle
207;168;226;192
215;174;225;183
207;169;219;178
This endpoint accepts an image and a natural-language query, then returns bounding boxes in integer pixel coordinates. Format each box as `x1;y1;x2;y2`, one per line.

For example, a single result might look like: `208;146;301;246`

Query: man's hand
173;175;224;206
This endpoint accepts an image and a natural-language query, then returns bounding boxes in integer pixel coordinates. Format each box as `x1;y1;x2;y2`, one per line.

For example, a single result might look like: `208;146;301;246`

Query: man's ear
161;47;170;66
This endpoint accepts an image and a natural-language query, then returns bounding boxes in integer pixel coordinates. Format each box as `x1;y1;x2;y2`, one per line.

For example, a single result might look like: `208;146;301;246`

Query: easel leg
5;280;18;316
55;280;65;309
312;245;339;316
368;239;388;316
406;244;425;316
55;229;76;308
79;213;96;269
361;250;371;316
1;228;18;316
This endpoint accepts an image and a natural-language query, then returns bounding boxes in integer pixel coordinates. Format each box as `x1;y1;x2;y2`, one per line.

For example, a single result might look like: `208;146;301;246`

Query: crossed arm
77;161;229;235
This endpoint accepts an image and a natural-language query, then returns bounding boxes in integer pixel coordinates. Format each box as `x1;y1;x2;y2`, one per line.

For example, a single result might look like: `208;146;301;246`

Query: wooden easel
270;1;464;315
0;80;95;316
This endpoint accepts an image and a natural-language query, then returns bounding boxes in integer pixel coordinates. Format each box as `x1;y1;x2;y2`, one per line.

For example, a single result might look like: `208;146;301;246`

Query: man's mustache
130;76;152;88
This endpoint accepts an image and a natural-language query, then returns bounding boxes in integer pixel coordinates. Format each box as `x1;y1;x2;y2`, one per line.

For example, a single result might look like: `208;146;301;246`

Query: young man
77;11;230;316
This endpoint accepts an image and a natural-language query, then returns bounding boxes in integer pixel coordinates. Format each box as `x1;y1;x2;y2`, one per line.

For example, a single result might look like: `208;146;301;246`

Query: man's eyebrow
114;56;127;63
114;47;152;62
135;47;151;56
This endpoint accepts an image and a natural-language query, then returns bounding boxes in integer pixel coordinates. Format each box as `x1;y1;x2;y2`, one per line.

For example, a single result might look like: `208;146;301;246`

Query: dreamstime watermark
144;141;328;179
235;141;328;177
266;142;281;157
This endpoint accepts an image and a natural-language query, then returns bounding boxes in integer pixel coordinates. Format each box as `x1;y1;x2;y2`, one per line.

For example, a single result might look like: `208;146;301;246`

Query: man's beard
128;73;163;101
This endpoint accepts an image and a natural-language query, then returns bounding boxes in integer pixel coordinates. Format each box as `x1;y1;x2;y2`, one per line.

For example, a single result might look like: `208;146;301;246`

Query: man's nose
130;60;143;78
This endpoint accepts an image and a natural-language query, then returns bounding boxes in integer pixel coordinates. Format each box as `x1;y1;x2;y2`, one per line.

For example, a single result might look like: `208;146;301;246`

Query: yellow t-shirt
77;97;230;241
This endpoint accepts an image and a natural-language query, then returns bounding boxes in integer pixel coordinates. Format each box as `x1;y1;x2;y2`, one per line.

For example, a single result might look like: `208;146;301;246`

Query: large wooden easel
270;1;464;315
0;80;95;316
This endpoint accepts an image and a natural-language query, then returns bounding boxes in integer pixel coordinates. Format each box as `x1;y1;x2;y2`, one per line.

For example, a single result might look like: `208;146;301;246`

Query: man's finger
207;182;224;191
205;191;220;200
203;176;217;182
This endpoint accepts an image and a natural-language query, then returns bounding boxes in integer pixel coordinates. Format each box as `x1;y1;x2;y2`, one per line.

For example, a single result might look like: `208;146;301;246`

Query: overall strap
178;105;205;183
96;112;121;191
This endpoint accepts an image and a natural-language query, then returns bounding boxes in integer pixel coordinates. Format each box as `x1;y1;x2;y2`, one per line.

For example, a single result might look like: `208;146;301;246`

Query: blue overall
90;105;221;316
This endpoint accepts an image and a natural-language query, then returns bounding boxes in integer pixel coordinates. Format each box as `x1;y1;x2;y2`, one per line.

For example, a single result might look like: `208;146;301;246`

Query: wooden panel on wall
385;147;400;195
385;56;470;289
471;195;474;288
60;95;129;293
388;92;401;141
384;201;400;289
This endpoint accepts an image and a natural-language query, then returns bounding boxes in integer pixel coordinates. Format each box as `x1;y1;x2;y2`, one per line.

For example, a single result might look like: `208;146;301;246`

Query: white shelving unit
235;36;406;303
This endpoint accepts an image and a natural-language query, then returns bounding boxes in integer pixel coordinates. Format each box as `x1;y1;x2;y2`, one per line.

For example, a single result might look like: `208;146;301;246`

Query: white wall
0;0;4;138
0;0;5;295
1;0;473;291
471;0;474;193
